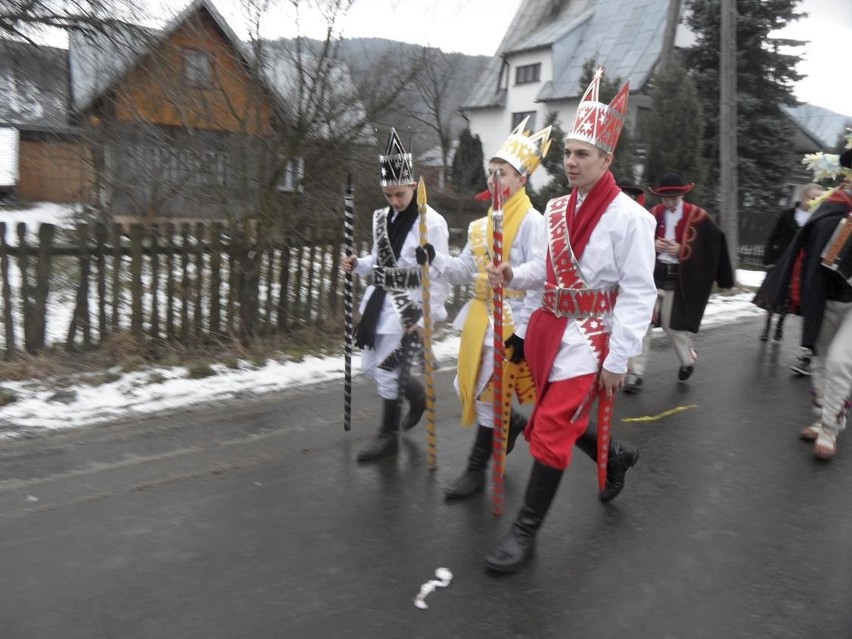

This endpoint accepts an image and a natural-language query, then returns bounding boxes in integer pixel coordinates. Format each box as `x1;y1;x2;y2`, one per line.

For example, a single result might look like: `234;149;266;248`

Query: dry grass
0;326;342;387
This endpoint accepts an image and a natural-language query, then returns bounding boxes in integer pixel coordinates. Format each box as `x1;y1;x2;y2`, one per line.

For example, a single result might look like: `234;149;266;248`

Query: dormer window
515;63;541;85
183;49;212;87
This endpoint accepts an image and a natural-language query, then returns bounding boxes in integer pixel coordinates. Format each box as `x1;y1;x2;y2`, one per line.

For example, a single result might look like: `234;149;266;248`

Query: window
277;158;304;193
511;111;537;132
183;49;212;87
515;63;541;85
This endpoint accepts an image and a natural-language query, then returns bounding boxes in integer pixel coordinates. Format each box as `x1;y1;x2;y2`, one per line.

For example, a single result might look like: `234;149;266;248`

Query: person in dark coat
624;173;735;393
760;183;824;344
755;146;852;460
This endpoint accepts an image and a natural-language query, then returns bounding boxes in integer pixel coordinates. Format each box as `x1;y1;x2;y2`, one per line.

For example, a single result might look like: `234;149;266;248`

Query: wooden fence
0;221;471;360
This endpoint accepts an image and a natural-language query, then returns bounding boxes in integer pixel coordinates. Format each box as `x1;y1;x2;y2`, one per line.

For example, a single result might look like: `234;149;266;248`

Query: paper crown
378;128;414;186
566;68;629;154
492;116;552;178
801;128;852;181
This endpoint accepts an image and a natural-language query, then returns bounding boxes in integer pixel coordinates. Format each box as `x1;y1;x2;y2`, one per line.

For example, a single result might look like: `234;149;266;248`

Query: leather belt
541;286;617;318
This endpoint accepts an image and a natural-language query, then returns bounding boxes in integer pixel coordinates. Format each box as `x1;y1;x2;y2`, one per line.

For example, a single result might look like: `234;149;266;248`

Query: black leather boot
507;409;528;454
445;425;492;500
357;399;401;462
484;461;563;573
401;378;426;431
575;423;639;502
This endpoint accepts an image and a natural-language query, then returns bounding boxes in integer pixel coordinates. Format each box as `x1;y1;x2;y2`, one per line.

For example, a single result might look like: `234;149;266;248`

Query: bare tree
0;0;144;43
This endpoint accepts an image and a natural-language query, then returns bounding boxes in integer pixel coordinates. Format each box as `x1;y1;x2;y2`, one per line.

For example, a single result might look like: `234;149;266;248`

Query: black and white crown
378;127;414;186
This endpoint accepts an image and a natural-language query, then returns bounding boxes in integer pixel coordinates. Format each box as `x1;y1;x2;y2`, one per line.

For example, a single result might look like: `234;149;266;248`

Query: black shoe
624;372;643;394
791;349;812;376
445;468;486;500
773;324;784;341
678;365;694;381
600;444;639;502
356;433;399;462
759;326;769;342
485;522;536;574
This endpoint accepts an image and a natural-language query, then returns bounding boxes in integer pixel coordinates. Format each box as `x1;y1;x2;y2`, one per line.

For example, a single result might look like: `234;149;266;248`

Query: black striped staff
343;174;355;431
416;177;438;470
490;171;506;516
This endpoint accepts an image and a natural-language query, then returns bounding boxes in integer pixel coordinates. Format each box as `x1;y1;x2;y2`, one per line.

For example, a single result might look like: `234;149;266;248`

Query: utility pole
719;0;739;284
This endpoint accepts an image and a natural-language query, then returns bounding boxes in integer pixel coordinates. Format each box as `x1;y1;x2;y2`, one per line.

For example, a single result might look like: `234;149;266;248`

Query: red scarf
565;170;621;260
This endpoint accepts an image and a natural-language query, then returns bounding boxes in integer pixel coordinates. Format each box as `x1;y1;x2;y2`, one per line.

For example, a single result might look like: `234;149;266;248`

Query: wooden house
0;0;366;227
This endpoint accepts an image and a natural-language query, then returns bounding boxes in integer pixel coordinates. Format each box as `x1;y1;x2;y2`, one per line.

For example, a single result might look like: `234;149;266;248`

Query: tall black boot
484;461;563;573
357;399;401;462
575;424;639;503
445;425;493;500
507;409;528;454
401;378;426;431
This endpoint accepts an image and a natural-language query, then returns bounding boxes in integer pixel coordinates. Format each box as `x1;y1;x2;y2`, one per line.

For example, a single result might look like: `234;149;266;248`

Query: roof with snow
463;0;671;110
0;40;70;128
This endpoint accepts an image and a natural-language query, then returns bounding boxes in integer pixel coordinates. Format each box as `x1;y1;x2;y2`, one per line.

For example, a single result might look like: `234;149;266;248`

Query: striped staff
416;177;438;470
490;170;506;516
343;174;355;431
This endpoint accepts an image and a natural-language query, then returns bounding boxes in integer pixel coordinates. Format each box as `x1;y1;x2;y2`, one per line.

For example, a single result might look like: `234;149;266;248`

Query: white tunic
352;204;451;336
510;192;657;379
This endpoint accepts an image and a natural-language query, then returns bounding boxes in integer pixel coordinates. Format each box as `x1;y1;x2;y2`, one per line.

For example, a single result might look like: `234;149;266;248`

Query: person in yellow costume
419;117;550;500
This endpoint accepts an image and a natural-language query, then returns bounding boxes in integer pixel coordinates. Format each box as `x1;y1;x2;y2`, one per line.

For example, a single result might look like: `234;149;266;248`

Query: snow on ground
0;203;770;436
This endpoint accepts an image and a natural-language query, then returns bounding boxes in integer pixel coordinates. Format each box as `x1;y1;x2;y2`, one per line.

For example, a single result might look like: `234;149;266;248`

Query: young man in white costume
484;70;657;573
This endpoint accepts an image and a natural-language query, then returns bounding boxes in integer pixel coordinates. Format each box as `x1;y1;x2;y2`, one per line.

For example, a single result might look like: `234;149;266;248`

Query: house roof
783;103;850;151
1;0;367;141
463;0;671;110
0;40;71;129
68;0;257;113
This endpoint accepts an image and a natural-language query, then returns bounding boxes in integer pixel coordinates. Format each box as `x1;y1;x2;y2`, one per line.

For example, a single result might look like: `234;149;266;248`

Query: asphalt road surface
0;315;849;638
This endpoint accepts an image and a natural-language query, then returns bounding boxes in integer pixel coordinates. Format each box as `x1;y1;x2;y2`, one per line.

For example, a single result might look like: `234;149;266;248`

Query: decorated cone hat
566;68;630;153
648;173;695;197
379;127;414;186
492;116;553;178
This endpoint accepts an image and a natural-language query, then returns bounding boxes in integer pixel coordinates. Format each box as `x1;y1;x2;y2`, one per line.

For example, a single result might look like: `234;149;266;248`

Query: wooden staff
416;177;438;470
343;174;354;431
490;170;506;516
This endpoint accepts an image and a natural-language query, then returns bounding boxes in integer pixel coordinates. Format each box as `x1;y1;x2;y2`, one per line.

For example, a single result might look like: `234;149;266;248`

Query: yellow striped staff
416;177;437;469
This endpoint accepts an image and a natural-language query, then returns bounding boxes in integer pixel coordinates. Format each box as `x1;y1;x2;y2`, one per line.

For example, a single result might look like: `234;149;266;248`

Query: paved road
0;316;850;638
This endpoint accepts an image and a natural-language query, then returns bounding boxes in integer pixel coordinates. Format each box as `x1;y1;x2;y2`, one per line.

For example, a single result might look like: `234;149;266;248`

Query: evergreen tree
530;111;570;212
578;60;638;183
642;64;705;200
450;128;487;195
684;0;805;217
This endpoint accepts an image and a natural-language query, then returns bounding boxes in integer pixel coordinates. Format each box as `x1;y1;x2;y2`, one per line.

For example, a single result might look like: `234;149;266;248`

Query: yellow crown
492;116;552;178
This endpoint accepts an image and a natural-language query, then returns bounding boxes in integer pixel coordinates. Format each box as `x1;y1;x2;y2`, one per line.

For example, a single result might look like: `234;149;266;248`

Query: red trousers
526;372;596;469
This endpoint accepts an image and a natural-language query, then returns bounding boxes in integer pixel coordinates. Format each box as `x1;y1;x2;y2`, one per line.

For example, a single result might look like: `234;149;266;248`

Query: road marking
622;404;698;423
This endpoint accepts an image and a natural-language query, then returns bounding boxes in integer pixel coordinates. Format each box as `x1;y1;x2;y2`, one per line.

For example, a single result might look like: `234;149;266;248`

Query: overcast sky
195;0;850;116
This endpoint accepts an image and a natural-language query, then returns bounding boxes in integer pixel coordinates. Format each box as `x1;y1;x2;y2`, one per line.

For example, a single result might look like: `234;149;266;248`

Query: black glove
414;243;435;265
505;333;525;364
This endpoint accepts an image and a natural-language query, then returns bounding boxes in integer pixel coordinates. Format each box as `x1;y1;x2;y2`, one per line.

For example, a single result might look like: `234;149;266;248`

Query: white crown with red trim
567;68;630;154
